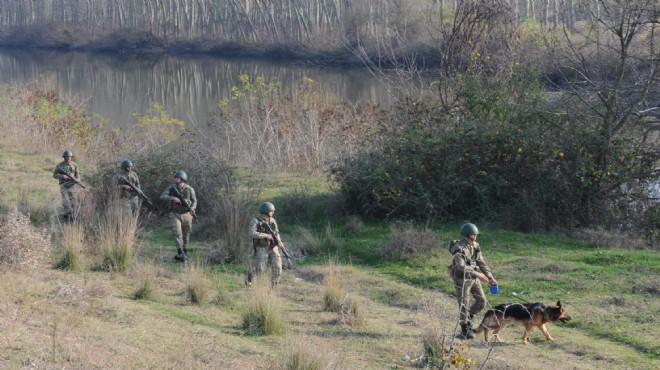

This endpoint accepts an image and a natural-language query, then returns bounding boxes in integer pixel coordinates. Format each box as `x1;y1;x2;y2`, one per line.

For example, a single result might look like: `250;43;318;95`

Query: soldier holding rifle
115;159;143;217
52;150;81;222
160;171;197;262
247;202;288;289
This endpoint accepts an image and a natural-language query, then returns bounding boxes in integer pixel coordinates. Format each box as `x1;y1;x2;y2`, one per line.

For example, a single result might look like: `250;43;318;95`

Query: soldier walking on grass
52;150;80;222
115;160;141;217
449;223;498;339
160;171;197;262
246;202;284;289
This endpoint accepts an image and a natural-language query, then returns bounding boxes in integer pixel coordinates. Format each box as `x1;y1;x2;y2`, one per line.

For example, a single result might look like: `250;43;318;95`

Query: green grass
337;224;660;359
1;145;659;367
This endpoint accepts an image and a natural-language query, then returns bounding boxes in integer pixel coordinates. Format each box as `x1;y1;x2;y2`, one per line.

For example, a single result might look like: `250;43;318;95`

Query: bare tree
543;0;660;225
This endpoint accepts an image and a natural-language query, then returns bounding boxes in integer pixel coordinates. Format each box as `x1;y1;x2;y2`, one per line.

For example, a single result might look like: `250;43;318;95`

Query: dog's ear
557;300;561;307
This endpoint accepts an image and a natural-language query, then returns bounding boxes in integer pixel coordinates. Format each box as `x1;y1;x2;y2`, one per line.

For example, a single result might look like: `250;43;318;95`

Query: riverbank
0;27;440;69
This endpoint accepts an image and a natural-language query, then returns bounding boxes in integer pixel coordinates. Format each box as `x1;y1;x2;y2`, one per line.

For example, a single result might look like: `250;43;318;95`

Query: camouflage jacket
160;183;197;214
115;171;141;198
53;161;80;187
249;215;281;249
449;239;493;281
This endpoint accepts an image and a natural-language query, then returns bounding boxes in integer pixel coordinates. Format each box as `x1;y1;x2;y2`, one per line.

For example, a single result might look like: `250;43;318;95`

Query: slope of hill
0;147;657;369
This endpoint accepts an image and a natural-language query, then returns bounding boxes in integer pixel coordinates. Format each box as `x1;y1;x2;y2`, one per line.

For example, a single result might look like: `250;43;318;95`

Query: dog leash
507;291;530;303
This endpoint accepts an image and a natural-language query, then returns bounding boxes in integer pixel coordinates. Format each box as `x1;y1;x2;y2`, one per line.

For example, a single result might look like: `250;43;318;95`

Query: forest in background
0;0;614;64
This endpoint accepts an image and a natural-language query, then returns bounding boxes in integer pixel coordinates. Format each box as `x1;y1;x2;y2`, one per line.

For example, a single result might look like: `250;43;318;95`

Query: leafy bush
331;69;660;233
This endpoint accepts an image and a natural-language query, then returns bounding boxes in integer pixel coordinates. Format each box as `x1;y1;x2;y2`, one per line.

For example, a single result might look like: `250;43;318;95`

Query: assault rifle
56;166;86;189
119;176;154;207
170;185;198;222
261;219;292;261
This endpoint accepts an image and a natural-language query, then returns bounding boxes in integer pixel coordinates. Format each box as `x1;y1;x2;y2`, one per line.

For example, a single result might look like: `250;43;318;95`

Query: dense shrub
332;70;660;233
86;136;237;238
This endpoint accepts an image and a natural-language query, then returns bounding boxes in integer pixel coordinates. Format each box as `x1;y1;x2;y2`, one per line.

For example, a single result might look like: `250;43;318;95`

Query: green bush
331;70;660;233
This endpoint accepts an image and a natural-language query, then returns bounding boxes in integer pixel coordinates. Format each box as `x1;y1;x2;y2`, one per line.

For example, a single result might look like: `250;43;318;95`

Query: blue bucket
489;284;499;294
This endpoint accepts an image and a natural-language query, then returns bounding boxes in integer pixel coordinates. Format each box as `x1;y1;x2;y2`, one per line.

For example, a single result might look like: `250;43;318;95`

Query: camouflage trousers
454;278;487;325
169;212;193;252
59;185;77;219
121;196;140;218
253;246;282;284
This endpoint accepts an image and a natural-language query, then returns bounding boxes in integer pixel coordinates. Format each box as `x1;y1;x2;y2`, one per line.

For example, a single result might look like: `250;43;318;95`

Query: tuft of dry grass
53;222;84;272
131;260;159;300
183;259;213;305
380;221;438;260
241;276;286;336
0;208;52;269
322;259;344;312
345;215;364;234
339;294;366;327
295;225;321;256
572;227;650;249
322;223;341;254
96;199;139;273
417;296;478;369
283;332;336;370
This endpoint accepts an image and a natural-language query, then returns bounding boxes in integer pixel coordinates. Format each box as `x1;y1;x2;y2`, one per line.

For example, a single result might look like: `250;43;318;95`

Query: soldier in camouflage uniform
160;171;197;262
115;159;141;217
52;150;80;222
247;202;283;289
449;223;498;340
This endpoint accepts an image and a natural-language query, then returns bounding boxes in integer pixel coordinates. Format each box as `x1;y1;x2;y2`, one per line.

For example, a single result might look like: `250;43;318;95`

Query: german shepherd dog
474;301;571;344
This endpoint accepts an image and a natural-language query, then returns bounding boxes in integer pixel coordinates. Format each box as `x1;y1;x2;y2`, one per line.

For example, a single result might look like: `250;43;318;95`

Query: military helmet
62;150;73;158
460;223;479;236
174;170;188;182
121;160;133;169
259;202;275;214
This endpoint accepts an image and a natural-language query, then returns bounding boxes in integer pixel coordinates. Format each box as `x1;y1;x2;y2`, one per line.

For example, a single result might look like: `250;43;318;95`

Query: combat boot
174;248;187;262
458;323;475;340
468;314;476;331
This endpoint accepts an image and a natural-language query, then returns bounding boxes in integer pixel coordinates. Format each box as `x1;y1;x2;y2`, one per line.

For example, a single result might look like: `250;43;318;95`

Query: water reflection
0;49;393;129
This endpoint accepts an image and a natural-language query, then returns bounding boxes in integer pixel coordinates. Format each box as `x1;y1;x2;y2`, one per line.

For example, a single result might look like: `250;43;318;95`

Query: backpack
448;239;461;254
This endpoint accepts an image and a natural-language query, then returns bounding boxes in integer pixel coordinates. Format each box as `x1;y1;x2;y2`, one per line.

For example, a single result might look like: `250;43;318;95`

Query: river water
0;49;394;130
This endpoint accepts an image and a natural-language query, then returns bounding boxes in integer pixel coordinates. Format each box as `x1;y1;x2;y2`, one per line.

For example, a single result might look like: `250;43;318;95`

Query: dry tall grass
183;259;213;305
295;225;321;256
283;332;336;370
418;296;478;369
0;77;118;167
322;259;344;313
131;260;159;300
338;294;366;327
53;221;84;272
380;221;438;260
95;198;139;273
0;208;52;269
212;76;381;174
241;276;286;336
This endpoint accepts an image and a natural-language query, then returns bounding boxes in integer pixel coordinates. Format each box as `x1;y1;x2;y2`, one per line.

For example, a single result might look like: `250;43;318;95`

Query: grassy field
0;146;658;370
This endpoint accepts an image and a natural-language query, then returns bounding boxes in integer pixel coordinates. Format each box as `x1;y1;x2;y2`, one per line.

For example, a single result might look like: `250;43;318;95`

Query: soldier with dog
449;223;498;340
